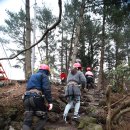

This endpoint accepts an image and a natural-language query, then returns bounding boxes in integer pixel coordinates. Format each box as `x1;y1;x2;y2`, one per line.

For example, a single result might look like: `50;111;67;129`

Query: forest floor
0;81;130;130
0;82;78;130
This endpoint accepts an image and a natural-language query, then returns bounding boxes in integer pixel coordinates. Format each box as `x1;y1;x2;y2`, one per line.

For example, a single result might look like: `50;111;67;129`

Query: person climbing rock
85;67;95;90
63;63;86;122
22;64;53;130
60;71;67;85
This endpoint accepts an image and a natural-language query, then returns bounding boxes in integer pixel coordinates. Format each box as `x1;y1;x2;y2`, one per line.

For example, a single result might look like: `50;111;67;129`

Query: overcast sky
0;0;62;25
0;0;63;79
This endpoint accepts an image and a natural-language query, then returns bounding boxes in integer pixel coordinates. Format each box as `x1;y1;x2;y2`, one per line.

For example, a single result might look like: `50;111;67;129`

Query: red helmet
39;64;50;71
73;63;81;69
86;67;91;71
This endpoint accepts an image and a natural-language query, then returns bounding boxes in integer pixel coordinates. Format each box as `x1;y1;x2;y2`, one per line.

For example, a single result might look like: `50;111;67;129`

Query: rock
9;126;15;130
85;123;103;130
58;94;67;104
82;95;91;102
10;121;23;130
94;124;103;130
0;117;5;129
98;99;106;106
78;116;97;129
80;102;89;107
7;107;18;120
0;82;4;87
48;112;60;123
78;116;103;130
85;106;97;115
52;103;62;113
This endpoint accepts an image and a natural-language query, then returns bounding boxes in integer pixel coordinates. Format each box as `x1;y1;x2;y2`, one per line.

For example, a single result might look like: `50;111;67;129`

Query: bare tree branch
114;107;130;124
104;95;128;110
111;99;130;121
0;0;62;60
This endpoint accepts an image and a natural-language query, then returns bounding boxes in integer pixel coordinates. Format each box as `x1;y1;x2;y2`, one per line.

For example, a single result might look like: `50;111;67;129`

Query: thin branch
0;0;62;60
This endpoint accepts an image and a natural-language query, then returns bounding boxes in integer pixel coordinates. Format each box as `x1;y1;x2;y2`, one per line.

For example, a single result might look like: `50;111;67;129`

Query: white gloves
48;103;53;111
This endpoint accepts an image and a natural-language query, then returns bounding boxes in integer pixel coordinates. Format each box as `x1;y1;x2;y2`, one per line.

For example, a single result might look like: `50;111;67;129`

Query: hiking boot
73;114;80;119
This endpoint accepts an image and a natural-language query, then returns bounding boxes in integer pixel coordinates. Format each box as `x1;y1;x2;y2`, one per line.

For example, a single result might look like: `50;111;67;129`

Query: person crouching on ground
22;64;53;130
63;63;86;122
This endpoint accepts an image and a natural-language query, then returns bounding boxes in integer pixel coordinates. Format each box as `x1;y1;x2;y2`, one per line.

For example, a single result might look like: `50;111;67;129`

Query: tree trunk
61;27;64;72
65;40;68;73
71;0;85;66
67;21;75;73
25;0;31;79
98;1;106;90
111;99;130;121
106;85;112;130
45;33;49;63
23;25;26;73
126;42;130;66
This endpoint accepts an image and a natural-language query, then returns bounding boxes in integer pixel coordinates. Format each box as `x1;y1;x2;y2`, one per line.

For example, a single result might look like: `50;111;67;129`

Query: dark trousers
61;78;66;85
86;76;94;89
22;93;47;130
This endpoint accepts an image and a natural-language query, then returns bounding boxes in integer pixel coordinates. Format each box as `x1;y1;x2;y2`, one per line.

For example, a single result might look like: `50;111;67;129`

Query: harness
22;73;46;106
26;89;42;95
67;81;78;86
65;80;81;99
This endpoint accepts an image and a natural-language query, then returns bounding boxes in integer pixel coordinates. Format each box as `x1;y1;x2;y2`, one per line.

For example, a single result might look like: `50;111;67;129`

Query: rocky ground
0;81;130;130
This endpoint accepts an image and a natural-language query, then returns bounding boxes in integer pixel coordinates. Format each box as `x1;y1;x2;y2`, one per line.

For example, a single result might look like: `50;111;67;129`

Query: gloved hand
48;103;53;111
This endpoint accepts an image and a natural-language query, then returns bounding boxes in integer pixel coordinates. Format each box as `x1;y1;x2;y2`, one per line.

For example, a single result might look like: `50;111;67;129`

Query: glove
48;103;53;111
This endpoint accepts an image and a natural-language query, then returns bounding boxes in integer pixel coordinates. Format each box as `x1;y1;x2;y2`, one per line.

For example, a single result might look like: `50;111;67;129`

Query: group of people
60;65;94;88
22;63;95;130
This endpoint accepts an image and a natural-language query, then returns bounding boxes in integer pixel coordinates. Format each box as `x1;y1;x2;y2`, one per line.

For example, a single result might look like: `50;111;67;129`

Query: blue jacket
26;69;52;103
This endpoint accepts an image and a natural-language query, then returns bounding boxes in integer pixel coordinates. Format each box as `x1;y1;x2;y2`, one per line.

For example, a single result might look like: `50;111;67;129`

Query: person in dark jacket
22;64;53;130
63;63;86;122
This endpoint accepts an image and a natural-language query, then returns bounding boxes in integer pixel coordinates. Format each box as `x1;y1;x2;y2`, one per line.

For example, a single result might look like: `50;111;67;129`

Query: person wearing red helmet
85;67;94;90
22;64;53;130
60;71;67;85
63;62;86;122
86;67;91;71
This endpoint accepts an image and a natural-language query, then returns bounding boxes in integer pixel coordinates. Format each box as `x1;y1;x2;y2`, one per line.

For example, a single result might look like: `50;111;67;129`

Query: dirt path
1;83;130;130
45;122;78;130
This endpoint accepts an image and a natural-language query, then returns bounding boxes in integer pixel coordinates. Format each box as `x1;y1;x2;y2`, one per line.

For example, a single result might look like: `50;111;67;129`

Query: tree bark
104;95;128;109
114;107;130;124
61;26;64;72
67;21;75;73
25;0;31;79
111;99;130;121
106;85;112;130
45;32;49;63
71;0;85;66
98;1;106;90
